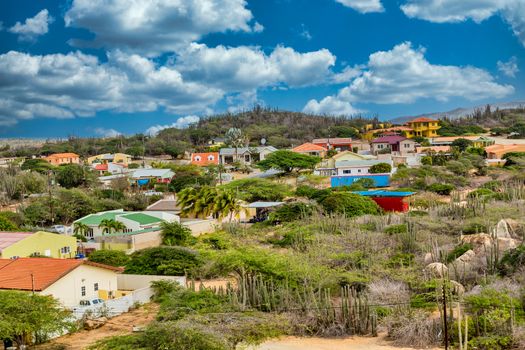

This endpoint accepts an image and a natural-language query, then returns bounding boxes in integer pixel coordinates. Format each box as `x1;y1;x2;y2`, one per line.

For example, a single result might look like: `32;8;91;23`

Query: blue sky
0;0;524;137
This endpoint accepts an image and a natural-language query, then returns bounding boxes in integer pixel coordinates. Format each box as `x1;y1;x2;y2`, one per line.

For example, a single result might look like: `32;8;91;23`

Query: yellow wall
0;231;77;259
87;153;132;165
406;121;440;137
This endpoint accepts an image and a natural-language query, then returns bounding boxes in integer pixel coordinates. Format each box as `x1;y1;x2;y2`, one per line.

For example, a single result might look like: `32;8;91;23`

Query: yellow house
0;258;120;307
0;231;77;259
363;126;416;140
406;117;440;138
87;153;132;165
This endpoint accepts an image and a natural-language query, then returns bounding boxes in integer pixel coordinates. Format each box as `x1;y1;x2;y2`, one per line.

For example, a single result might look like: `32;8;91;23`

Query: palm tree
225;128;246;163
98;219;113;235
111;221;127;233
193;186;218;218
73;222;89;237
177;187;198;217
213;189;247;223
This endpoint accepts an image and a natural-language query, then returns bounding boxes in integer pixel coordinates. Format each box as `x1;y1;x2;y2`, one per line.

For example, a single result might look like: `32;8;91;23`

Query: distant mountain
389;101;525;124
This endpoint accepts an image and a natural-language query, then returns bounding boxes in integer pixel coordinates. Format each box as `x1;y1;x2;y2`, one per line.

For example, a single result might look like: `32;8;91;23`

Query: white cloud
175;43;336;90
226;90;260;113
0;50;223;126
9;9;53;41
300;24;312;40
252;22;264;33
303;96;360;116
498;57;519;78
335;0;384;13
340;42;514;103
95;128;122;137
304;42;513;113
400;0;525;46
331;65;363;83
145;115;200;135
64;0;255;56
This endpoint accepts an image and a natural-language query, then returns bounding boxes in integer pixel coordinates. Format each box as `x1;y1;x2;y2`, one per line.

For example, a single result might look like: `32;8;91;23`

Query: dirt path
39;303;159;350
252;334;442;350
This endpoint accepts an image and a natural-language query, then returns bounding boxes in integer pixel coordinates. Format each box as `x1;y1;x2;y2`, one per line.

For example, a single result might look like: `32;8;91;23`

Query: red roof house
292;143;327;157
312;138;352;151
371;135;416;155
190;152;220;166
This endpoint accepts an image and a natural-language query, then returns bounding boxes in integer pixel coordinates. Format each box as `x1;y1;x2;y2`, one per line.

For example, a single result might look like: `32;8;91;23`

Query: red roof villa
371;135;416;155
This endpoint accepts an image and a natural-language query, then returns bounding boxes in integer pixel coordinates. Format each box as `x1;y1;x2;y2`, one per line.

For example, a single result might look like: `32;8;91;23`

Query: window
358;169;362;173
94;283;99;291
60;246;71;254
343;170;352;174
81;286;86;296
207;155;215;161
244;154;250;162
194;156;201;161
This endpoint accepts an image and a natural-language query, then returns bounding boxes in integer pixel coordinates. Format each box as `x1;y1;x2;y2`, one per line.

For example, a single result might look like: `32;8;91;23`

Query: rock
84;317;107;330
425;262;448;278
497;237;518;253
456;249;475;263
424;252;434;264
449;280;465;295
461;233;492;248
495;220;512;238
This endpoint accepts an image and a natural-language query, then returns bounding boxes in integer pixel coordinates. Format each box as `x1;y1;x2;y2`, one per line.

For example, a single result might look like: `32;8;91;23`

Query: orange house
190;152;220;166
484;144;525;159
43;153;80;165
292;143;327;157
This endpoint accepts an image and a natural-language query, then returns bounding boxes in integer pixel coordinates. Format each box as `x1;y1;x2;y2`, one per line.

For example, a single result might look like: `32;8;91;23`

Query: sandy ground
38;303;159;350
252;334;442;350
491;136;525;145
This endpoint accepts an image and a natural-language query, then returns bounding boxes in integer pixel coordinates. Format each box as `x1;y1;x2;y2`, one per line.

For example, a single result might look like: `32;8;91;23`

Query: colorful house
364;126;415;140
315;151;386;176
371;135;416;155
484;144;525;159
353;190;415;212
93;162;128;175
219;146;277;165
312;138;353;151
0;258;120;307
0;231;77;259
331;174;390;188
190;152;219;166
87;153;132;165
406;117;440;138
44;153;80;165
292;143;327;157
130;168;175;185
74;209;179;239
430;136;495;148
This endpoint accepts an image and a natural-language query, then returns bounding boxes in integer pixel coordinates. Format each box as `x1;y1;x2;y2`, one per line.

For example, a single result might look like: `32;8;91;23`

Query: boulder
425;262;448;278
424;252;434;264
495;220;512;238
455;249;475;263
84;317;107;330
449;280;465;295
461;233;492;248
497;237;518;253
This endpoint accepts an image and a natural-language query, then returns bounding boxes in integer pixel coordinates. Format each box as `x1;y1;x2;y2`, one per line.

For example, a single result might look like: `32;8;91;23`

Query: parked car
144;190;163;196
72;298;108;316
49;225;66;234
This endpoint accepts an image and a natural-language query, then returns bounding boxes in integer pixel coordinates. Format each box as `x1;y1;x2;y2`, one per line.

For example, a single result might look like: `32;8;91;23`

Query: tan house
371;136;416;155
292;143;327;157
87;153;133;165
484;144;525;159
0;258;121;307
44;153;80;165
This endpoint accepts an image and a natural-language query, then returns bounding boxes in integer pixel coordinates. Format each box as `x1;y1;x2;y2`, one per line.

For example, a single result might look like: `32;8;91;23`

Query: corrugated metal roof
245;201;284;208
219;146;277;155
0;232;33;253
120;213;162;225
353;190;415;197
131;169;174;178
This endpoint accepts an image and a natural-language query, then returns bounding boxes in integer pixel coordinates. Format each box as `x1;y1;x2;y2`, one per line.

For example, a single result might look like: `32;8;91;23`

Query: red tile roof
292;143;327;153
0;258;121;291
408;117;438;123
312;138;352;145
190;152;219;166
94;163;108;171
371;135;408;144
44;153;80;159
0;232;33;253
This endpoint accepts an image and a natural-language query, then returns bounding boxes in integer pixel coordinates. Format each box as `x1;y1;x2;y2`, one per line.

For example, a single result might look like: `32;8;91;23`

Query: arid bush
384;308;442;347
367;279;410;305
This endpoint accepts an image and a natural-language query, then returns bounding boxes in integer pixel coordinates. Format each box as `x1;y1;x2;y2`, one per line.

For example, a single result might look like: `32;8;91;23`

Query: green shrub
481;181;501;191
320;192;380;217
369;162;392;174
498;245;525;275
462;222;487;234
125;247;202;276
426;183;455;195
468;335;513;350
0;215;18;231
445;243;473;263
268;202;315;223
384;224;408;235
467;188;496;200
295;185;319;198
201;233;231;250
88;250;130;267
386;253;414;268
221;178;291;202
269;230;313;251
160;221;194;246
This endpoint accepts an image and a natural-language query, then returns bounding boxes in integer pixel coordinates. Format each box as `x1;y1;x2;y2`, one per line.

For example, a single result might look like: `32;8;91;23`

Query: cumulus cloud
331;65;363;83
0;50;223;126
9;9;53;41
335;0;384;13
95;128;122;137
64;0;255;56
145;115;200;135
400;0;525;46
303;96;360;116
174;43;336;90
498;57;519;78
304;42;513;113
252;22;264;33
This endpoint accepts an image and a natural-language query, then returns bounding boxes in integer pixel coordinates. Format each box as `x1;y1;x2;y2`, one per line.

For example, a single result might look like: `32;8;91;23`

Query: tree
0;291;73;348
369;162;392;174
73;222;89;237
55;164;87;188
124;246;202;276
98;218;124;234
20;159;54;173
213;189;247;223
160;221;193;246
88;249;130;267
257;150;320;173
451;138;473;152
225;128;246;159
221;178;291;202
0;216;18;231
320;192;380;217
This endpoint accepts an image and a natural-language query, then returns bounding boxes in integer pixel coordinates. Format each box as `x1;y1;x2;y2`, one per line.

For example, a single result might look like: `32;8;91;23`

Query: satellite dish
261;138;267;145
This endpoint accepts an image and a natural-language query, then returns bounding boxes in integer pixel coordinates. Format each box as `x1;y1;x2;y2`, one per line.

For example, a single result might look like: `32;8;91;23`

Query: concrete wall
117;274;186;290
182;219;218;236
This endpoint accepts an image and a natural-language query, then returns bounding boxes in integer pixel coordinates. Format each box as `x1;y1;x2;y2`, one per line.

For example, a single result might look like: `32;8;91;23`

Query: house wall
336;166;371;176
182;219;218;236
42;265;118;307
0;232;77;259
399;140;416;154
117;274;185;290
371;142;390;154
371;197;409;212
331;174;390;188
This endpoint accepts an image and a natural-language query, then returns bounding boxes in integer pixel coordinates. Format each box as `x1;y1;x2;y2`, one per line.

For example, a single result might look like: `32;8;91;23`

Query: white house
315;151;391;176
219;146;277;165
0;258;120;308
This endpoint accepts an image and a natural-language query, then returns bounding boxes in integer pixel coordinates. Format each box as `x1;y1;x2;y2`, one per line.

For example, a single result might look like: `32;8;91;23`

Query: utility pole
442;284;449;350
47;170;54;225
31;273;35;294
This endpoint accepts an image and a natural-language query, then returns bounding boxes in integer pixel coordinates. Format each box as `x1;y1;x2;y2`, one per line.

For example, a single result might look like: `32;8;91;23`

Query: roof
353;190;415;197
312;138;352;145
95;164;108;171
146;199;178;211
408;117;438;123
292;143;327;153
75;211;122;225
131;169;174;178
219;146;278;156
415;146;451;153
431;136;491;142
245;201;284;208
371;135;408;144
335;159;387;168
120;213;162;225
370;126;414;133
0;258;120;291
0;232;33;253
44;153;79;159
190;152;219;166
